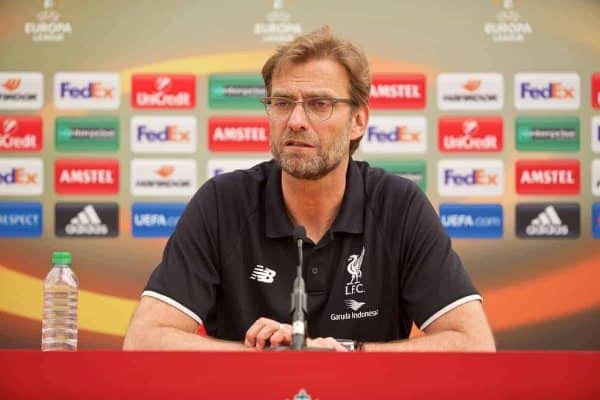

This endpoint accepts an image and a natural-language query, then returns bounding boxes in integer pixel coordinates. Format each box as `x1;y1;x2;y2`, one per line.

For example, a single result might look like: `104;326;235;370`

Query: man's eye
272;100;291;108
309;99;331;110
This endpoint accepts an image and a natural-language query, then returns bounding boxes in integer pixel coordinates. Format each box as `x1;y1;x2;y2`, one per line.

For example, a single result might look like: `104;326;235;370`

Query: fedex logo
131;116;196;154
208;117;270;152
516;159;580;195
0;158;43;195
0;116;43;151
593;116;600;154
55;159;119;195
438;159;503;196
54;73;120;109
592;73;600;109
131;74;195;109
514;73;580;110
438;116;502;152
361;116;426;154
369;74;426;109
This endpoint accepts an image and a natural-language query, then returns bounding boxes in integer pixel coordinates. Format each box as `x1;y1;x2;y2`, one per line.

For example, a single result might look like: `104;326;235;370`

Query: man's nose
287;101;309;131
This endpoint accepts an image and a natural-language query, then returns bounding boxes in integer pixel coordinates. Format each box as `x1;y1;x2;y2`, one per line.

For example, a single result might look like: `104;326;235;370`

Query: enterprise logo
54;72;120;109
131;203;186;237
131;74;195;109
438;116;502;152
437;73;503;110
0;72;43;109
208;74;265;109
130;159;197;197
439;204;502;239
131;116;196;153
438;159;504;197
55;116;119;152
55;203;118;237
0;116;43;151
362;116;426;154
516;203;579;238
515;159;580;195
515;73;580;110
0;202;43;237
369;74;426;109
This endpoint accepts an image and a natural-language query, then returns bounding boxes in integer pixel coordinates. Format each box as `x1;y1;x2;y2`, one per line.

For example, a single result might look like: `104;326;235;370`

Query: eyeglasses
260;96;355;122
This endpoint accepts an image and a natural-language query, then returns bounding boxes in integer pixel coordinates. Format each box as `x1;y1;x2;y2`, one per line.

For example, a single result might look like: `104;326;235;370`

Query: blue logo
0;202;43;237
593;203;600;239
131;203;186;237
439;204;503;238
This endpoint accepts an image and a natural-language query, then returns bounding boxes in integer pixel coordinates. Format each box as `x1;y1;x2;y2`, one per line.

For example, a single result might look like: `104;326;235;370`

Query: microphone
290;226;307;350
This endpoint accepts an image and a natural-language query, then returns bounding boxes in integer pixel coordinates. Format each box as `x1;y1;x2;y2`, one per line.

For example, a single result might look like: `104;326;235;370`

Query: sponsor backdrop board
0;0;599;351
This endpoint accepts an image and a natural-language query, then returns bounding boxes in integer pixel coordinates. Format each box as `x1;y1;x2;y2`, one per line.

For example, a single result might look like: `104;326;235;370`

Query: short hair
261;25;370;155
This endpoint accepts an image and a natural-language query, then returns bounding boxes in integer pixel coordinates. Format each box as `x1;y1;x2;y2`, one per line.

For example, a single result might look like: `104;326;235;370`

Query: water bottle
41;251;78;351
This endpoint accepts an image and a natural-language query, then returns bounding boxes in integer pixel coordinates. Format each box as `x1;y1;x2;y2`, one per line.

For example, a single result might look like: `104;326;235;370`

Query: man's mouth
284;139;314;148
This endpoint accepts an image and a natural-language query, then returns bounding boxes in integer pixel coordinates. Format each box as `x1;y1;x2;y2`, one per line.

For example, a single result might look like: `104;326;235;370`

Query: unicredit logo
369;74;426;109
516;160;580;195
592;72;600;109
208;116;270;152
0;116;43;151
132;74;195;109
55;159;119;195
438;116;502;152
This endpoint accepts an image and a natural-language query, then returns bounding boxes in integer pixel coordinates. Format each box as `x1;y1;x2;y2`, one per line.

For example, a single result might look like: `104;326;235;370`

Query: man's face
269;58;364;180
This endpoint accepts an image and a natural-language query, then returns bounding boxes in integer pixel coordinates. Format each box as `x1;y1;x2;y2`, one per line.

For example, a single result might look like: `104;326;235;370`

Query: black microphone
290;226;307;350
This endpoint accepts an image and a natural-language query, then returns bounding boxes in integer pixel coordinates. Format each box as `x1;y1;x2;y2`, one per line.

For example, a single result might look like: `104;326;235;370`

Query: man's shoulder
210;159;275;189
353;160;421;202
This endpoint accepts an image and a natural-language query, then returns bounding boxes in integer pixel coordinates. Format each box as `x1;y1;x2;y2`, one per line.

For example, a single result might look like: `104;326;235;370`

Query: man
123;26;495;352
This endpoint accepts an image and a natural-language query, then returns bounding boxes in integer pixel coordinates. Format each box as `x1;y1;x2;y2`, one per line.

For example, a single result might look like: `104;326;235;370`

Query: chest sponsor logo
131;116;196;154
516;116;579;152
593;203;600;239
250;264;276;284
591;73;600;109
367;160;427;191
0;158;43;195
55;116;119;152
55;203;118;237
0;202;43;237
437;73;503;110
208;116;270;152
515;159;580;195
515;73;580;110
54;72;120;109
438;159;504;197
0;116;43;151
130;159;196;197
55;159;119;195
206;158;267;179
0;72;43;109
593;117;600;154
516;203;579;238
131;203;186;238
131;74;195;109
369;74;426;109
592;160;600;197
208;74;265;109
362;116;426;154
440;204;503;239
438;116;503;152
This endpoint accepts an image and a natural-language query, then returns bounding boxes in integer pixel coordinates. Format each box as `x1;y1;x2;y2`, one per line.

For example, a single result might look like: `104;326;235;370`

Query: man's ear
350;105;369;140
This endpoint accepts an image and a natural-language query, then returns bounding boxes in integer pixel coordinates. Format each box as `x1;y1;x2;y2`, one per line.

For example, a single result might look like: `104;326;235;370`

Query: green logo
55;116;119;152
208;74;265;109
367;160;427;191
516;116;579;152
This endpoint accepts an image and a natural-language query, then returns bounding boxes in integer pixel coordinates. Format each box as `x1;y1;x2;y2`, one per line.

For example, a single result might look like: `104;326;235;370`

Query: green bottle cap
52;251;72;265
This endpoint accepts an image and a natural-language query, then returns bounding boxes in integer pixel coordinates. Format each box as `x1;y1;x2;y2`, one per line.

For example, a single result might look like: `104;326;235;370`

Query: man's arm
363;300;495;352
123;296;251;351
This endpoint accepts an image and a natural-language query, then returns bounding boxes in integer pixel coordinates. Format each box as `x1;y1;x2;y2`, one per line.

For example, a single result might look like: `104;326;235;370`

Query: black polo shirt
143;159;481;342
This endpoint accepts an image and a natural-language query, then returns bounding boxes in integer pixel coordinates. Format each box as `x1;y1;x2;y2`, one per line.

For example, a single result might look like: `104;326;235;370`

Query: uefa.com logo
0;72;44;110
514;73;580;110
438;116;503;152
439;204;503;239
0;116;43;152
0;158;43;196
438;159;504;197
206;158;268;179
54;72;120;110
208;116;270;152
131;116;197;154
130;159;197;197
437;73;503;110
369;74;426;109
362;116;426;154
131;203;186;238
515;159;580;195
54;159;119;195
131;74;196;109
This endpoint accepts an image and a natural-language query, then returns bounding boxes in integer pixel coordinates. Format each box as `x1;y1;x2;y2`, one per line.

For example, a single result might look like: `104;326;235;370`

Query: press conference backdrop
0;0;599;350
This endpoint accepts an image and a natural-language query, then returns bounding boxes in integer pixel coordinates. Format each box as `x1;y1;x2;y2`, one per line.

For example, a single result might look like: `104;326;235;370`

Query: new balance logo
526;205;568;236
345;299;366;311
250;264;276;283
65;205;108;235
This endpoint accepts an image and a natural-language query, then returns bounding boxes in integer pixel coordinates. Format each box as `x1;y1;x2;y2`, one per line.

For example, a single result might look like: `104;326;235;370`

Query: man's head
261;26;370;179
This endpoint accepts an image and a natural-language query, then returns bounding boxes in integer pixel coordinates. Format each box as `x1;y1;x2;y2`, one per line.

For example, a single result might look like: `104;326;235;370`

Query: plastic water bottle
41;251;78;351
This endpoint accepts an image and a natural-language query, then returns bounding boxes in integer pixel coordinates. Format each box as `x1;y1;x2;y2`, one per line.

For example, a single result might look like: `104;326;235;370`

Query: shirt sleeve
143;179;221;325
398;183;482;330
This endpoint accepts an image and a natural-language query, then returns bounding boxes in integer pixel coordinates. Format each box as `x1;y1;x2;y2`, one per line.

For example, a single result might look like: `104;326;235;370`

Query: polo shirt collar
265;159;365;238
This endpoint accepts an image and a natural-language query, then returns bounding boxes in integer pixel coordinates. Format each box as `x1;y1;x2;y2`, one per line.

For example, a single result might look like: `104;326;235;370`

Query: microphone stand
290;227;307;350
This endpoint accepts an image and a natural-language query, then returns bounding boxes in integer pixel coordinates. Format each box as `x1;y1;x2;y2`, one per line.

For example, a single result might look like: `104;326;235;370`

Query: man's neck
281;158;349;244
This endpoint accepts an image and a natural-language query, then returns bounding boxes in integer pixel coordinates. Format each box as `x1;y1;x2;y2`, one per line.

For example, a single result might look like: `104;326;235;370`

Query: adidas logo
525;205;569;236
65;205;108;235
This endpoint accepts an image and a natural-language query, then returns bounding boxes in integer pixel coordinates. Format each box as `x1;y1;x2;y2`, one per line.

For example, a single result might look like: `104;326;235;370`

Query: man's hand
244;317;348;351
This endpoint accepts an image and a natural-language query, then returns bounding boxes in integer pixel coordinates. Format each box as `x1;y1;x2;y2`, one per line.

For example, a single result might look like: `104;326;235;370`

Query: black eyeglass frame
260;96;356;121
